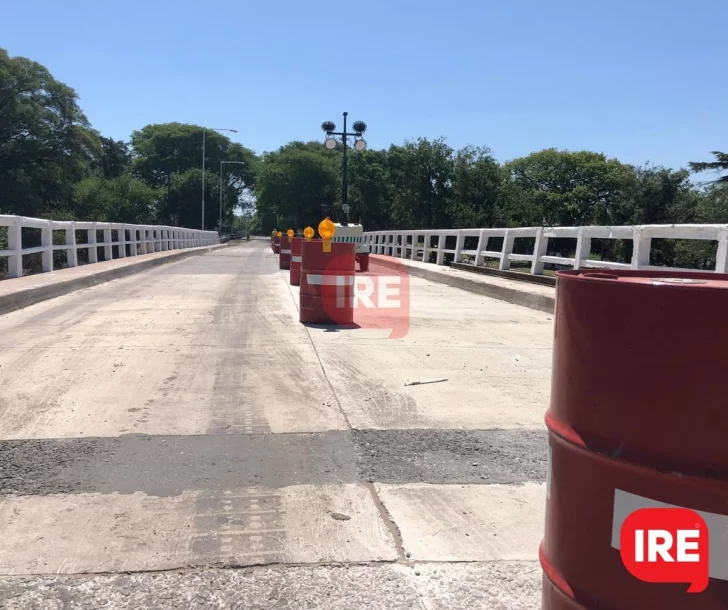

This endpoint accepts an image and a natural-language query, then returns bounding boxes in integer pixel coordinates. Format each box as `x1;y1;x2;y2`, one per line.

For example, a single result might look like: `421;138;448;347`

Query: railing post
65;222;78;267
474;229;487;267
401;233;408;259
128;226;137;256
103;227;113;261
631;226;650;270
88;224;98;263
531;227;548;275
436;233;446;265
42;222;53;272
715;227;728;273
454;230;465;263
573;228;590;270
7;217;23;279
422;233;430;263
498;230;514;271
118;224;127;259
411;234;419;261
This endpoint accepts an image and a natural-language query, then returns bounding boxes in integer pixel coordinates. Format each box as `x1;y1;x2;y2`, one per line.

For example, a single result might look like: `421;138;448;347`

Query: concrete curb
450;262;557;287
370;255;555;314
0;244;229;316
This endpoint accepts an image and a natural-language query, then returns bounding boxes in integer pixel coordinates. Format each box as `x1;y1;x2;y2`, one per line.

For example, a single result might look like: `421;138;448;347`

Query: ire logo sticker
620;508;710;593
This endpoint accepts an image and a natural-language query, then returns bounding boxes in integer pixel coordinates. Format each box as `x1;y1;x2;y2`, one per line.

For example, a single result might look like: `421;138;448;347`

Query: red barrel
357;253;370;272
290;237;302;285
541;270;728;610
279;236;291;270
271;235;275;251
300;241;355;325
273;236;280;254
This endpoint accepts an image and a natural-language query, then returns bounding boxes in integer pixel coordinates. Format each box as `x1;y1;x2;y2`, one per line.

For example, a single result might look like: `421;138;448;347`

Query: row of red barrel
273;235;356;325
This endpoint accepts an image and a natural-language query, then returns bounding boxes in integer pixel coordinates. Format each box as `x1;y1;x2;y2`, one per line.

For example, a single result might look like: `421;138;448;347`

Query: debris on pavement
404;378;448;387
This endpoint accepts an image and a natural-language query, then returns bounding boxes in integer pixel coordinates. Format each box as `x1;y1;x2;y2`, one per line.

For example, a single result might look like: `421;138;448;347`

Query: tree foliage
0;47;100;216
254;142;338;231
688;152;728;183
129;122;257;229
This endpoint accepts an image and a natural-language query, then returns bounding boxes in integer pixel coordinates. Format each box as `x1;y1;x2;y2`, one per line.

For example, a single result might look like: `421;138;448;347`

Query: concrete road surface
0;241;553;609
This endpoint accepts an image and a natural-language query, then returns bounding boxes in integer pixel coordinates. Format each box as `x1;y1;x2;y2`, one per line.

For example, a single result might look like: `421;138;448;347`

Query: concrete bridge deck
0;240;553;609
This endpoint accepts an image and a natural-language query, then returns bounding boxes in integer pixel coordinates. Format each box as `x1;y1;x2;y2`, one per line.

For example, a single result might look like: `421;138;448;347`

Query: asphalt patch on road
0;429;546;497
352;428;547;484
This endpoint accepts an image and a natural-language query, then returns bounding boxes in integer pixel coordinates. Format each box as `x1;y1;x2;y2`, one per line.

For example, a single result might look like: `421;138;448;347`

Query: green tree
0;47;100;216
130;122;257;228
501;149;634;227
254;142;338;232
165;169;221;229
688;152;728;183
73;175;160;224
626;165;699;225
387;138;454;229
449;146;502;228
92;137;131;179
348;149;393;229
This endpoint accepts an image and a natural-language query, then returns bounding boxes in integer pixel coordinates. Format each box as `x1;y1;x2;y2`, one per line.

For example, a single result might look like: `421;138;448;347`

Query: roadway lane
0;240;553;609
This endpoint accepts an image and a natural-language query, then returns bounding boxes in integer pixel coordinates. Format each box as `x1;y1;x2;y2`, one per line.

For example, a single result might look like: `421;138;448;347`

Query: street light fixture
219;161;246;235
320;112;368;225
202;127;238;231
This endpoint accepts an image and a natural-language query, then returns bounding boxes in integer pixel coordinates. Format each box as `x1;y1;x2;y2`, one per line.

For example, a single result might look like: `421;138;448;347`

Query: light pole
321;113;367;224
219;160;246;235
202;127;237;230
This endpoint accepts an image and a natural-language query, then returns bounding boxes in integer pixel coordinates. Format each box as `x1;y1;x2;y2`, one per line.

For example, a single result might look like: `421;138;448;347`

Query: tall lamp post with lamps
202;127;238;230
219;161;247;236
320;112;367;223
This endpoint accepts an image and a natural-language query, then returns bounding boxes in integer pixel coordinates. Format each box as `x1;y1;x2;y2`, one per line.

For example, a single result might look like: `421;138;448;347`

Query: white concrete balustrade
0;215;219;279
364;224;728;274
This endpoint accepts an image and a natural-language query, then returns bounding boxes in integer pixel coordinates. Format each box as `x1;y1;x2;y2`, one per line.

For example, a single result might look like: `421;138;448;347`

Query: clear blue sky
3;0;726;172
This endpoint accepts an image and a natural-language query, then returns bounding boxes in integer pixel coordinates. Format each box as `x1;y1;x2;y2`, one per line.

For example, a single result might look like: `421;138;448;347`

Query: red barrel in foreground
290;237;302;285
541;270;728;610
279;236;291;270
299;240;355;325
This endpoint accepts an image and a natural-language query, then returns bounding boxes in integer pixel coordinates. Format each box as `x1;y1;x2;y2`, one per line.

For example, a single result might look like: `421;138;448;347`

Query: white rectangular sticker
612;489;728;582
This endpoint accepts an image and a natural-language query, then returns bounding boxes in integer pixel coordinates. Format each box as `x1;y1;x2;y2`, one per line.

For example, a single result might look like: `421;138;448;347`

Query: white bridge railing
364;225;728;274
0;215;219;279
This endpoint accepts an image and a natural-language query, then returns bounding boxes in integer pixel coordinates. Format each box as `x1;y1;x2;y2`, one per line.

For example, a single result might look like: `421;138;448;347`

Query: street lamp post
219;160;246;235
202;127;238;231
321;113;367;224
